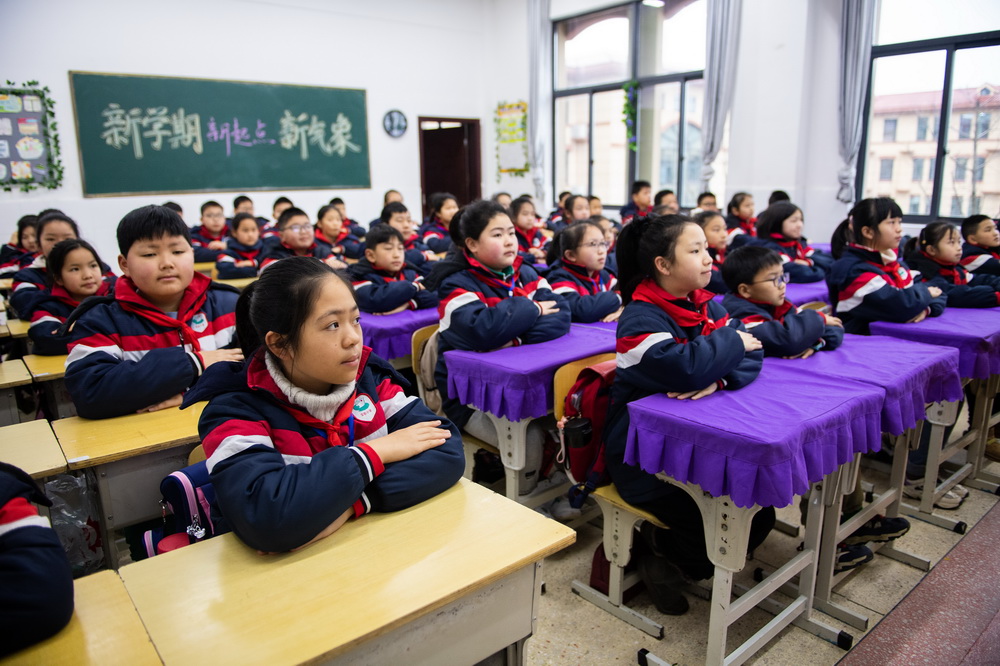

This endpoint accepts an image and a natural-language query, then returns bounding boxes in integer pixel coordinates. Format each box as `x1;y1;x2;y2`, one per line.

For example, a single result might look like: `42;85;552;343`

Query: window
972;196;983;215
909;195;921;214
916;116;929;141
555;6;631;89
951;196;964;217
959;114;973;139
880;158;894;181
955;157;968;181
883;118;898;142
977;112;991;139
912;157;924;181
928;157;936;181
974;156;986;181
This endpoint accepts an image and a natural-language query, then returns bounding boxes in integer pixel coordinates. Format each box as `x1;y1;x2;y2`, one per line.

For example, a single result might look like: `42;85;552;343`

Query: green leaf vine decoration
495;101;530;182
1;80;64;193
623;80;639;152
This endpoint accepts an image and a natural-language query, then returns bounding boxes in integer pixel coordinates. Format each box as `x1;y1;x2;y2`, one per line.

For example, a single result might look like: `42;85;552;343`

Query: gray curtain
701;0;742;190
837;0;876;203
528;0;552;208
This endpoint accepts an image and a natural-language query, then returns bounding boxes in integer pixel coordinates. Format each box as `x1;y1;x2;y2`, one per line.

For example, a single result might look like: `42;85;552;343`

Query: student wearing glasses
545;220;623;323
259;207;339;273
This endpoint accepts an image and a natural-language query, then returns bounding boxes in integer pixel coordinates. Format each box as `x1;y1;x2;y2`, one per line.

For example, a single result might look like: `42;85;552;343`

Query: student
904;221;1000;307
694;210;729;294
63;205;242;419
959;214;1000;276
545;191;571;232
420;193;459;253
191;201;229;263
653;189;679;213
368;189;404;227
163;201;184;220
314;204;360;264
330;197;366;238
349;225;439;314
588;195;603;217
721;246;843;358
233;195;255;217
232;195;272;232
604;213;768;615
545;220;622;323
830;218;852;260
592;215;620;276
0;214;38;276
827;197;946;335
491;191;512;211
434;199;571;493
272;196;293;224
725;192;756;245
29;239;115;356
378;202;436;271
0;462;75;658
259;207;338;272
753;202;832;283
181;257;464;553
768;190;791;206
216;213;266;279
696;192;718;212
562;195;592;228
511;196;549;263
619;181;653;226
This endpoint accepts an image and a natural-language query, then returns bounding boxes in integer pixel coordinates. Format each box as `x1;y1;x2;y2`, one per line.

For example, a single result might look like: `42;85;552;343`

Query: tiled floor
524;458;1000;665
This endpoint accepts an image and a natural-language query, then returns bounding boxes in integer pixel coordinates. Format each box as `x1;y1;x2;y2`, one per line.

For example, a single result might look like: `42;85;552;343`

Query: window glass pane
680;79;705;208
862;51;946;210
554;95;590;197
875;0;1000;45
955;157;968;181
951;196;964;216
555;6;631;89
636;81;681;197
883;118;897;142
590;89;627;205
637;0;706;78
912;157;924;181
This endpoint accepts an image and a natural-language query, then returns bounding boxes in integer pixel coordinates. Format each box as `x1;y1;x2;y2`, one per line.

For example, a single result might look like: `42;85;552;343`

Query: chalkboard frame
69;71;371;198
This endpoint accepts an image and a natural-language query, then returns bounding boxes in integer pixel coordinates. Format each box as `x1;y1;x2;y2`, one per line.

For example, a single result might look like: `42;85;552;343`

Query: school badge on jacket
353;394;377;422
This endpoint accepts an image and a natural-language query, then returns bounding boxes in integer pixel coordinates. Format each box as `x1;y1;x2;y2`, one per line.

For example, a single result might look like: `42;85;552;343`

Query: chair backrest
188;444;206;466
411;324;440;403
553;353;615;421
798;301;831;314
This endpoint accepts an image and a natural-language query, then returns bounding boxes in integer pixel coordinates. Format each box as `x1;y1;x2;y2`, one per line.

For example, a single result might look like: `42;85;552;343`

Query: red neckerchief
430;216;449;235
403;233;421;251
631;278;728;336
115;272;211;351
920;250;967;285
969;241;1000;260
850;244;910;289
739;216;757;236
515;227;543;250
465;251;529;297
198;225;227;242
561;260;610;295
747;296;796;323
772;234;813;265
50;280;113;308
280;241;320;257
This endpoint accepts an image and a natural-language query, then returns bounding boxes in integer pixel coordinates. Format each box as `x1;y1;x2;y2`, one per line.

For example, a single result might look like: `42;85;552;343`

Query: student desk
871;308;1000;523
0;277;12;292
625;363;885;665
444;324;615;502
7;318;28;338
360;307;439;370
0;419;67;479
119;479;575;665
0;359;31;426
22;353;74;419
194;261;215;275
2;570;159;666
215;276;256;290
52;402;206;567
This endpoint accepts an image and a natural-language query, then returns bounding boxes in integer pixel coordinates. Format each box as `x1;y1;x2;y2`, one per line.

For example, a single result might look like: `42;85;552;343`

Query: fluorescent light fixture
642;0;665;7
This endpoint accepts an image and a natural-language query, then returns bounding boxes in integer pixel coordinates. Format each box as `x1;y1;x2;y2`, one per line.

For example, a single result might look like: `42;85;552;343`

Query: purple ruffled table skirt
625;363;884;508
359;308;440;361
870;308;1000;380
444;324;615;421
768;334;962;435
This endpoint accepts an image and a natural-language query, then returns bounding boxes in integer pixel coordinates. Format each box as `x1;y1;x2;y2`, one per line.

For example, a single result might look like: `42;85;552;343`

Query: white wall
1;0;530;264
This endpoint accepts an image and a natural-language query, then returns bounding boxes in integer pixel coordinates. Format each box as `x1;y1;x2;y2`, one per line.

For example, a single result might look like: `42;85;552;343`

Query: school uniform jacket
0;463;74;658
619;203;652;227
182;348;465;553
29;280;116;356
10;256;114;321
725;213;757;246
402;232;437;271
906;251;1000;308
753;234;829;283
315;228;364;260
516;227;549;255
960;242;1000;276
721;294;843;357
0;246;34;277
827;244;946;335
345;218;366;239
546;260;621;323
545;209;568;234
258;241;333;273
435;253;571;428
419;218;452;253
348;258;439;313
604;281;763;504
706;247;727;294
190;224;229;263
215;238;264;279
64;272;239;419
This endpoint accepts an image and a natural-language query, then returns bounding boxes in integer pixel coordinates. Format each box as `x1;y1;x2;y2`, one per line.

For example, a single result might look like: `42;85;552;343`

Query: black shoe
472;449;504;484
843;515;910;545
637;552;689;615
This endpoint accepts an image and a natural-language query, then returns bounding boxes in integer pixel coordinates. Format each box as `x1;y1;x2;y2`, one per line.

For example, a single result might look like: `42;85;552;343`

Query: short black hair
693;210;725;228
631;181;651;196
277;207;309;230
200;200;223;216
233;195;252;209
380;201;409;224
163;201;182;213
654;189;675;206
231;212;258;232
273;196;293;208
962;214;996;241
117;205;191;254
36;212;80;240
697;192;716;205
768;190;791;206
722;245;784;292
329;197;345;206
365;223;405;248
47;238;104;287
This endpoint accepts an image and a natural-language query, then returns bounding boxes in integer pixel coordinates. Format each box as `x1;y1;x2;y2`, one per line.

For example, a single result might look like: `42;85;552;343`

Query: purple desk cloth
444;324;615;421
359;308;440;361
812;242;831;253
870;308;1000;380
625;363;884;508
768;334;962;435
571;321;618;333
785;281;830;306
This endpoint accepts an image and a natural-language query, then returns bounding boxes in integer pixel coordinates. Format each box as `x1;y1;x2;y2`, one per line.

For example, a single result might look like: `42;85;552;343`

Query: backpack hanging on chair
559;359;616;509
140;461;227;558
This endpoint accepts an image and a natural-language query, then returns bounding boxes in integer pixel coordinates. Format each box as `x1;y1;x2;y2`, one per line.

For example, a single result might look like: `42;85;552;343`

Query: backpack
140;461;226;558
416;328;445;416
559;359;616;509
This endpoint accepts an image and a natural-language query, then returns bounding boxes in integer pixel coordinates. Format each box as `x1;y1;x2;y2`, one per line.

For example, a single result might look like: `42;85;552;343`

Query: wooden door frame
417;116;482;218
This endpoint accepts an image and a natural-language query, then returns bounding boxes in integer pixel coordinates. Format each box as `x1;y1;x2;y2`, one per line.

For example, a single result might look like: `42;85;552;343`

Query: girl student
0;214;38;275
694;210;729;294
904;221;1000;307
545;220;622;323
827;197;947;335
753;202;833;283
181;257;465;553
420;193;459;253
511;195;549;263
215;213;266;279
604;214;768;615
724;191;756;246
314;204;360;264
28;239;116;356
433;200;571;494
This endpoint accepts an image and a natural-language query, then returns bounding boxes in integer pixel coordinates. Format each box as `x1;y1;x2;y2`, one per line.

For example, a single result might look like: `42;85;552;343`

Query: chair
188;444;206;466
556;353;668;639
799;300;831;314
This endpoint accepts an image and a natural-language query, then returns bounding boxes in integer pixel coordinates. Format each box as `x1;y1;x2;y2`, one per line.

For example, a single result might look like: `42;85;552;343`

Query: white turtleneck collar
264;352;356;423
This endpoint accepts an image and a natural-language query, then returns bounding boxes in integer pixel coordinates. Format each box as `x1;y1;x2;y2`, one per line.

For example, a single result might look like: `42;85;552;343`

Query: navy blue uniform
215;238;264;279
28;280;116;355
546;260;621;323
753;235;829;283
258;242;333;273
722;294;843;356
419;218;452;254
315;228;363;260
960;242;1000;276
190;224;229;263
348;259;439;313
906;250;1000;308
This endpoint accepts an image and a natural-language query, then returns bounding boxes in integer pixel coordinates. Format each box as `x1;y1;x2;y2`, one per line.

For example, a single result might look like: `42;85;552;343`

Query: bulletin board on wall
69;72;371;197
0;82;63;192
495;101;529;181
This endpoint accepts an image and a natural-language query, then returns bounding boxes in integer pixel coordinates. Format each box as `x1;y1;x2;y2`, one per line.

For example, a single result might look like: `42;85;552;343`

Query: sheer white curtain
528;0;552;208
701;0;741;190
837;0;876;202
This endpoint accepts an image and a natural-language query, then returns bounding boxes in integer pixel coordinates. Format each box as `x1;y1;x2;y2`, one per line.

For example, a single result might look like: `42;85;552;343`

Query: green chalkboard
69;72;370;197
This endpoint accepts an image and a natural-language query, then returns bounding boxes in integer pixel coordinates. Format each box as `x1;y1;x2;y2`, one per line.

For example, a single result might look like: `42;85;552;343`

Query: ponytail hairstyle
46;239;103;287
830;219;853;259
616;214;695;304
755;202;802;240
727;192;752;218
848;197;903;248
546;220;604;266
234;256;354;359
431;192;458;221
448;199;508;250
904;221;958;259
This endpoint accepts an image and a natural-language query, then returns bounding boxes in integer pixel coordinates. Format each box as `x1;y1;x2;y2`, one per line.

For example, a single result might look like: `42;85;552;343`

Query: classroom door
418;117;482;220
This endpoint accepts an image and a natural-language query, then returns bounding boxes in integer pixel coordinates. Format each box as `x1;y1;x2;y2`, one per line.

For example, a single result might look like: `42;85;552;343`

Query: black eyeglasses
752;273;790;288
578;240;610;250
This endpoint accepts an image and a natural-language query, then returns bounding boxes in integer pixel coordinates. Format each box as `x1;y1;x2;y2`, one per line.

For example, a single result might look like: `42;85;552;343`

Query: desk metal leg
966;375;1000;493
40;379;76;420
0;387;28;426
484;413;568;509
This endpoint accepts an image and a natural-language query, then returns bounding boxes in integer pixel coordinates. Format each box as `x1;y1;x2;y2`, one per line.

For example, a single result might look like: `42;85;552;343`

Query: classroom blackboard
69;72;370;197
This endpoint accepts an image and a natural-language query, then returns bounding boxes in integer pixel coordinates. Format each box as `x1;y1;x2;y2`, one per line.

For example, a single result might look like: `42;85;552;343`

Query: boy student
654;189;679;214
721;246;844;357
696;192;718;212
619;180;653;225
259;207;338;272
546;190;571;231
191;201;228;262
368;189;403;227
348;224;439;314
64;205;243;419
330;197;366;238
259;197;294;244
379;201;436;271
960;214;1000;275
